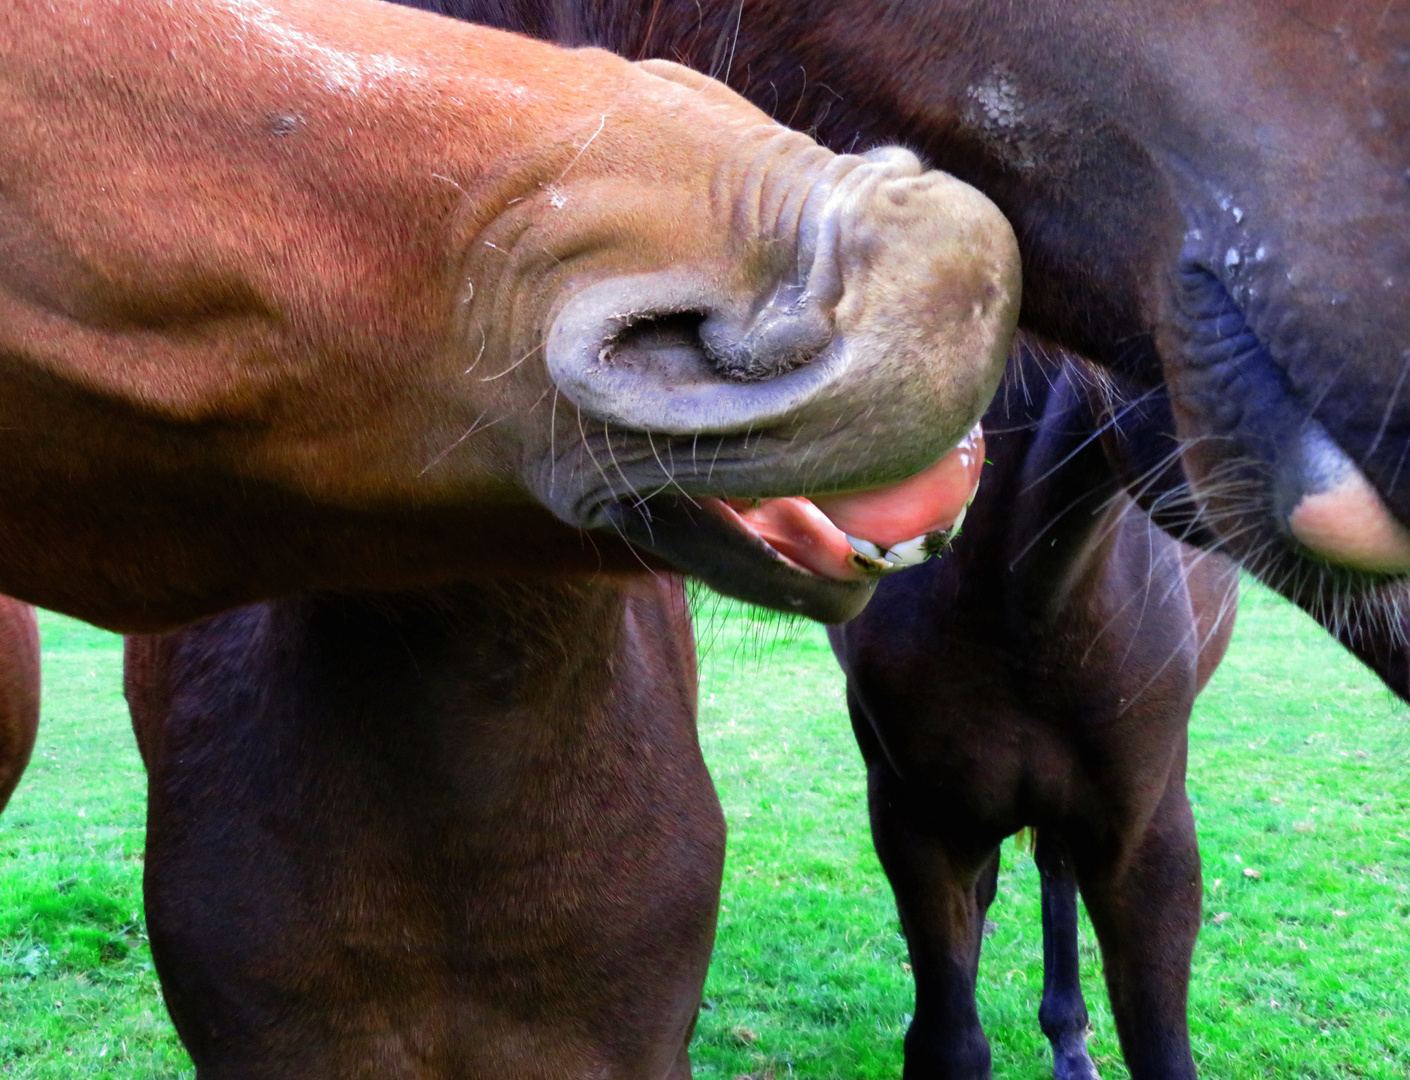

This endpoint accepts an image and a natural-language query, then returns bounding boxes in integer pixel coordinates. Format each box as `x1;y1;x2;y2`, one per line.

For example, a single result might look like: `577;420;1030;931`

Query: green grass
0;617;189;1077
689;583;1410;1080
3;582;1410;1078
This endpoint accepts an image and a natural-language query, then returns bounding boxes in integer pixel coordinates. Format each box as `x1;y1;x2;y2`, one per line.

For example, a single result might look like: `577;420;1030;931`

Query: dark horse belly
126;578;724;1080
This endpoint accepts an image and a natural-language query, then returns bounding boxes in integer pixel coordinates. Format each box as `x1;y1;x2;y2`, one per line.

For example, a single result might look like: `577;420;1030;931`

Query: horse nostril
602;311;707;368
545;271;851;434
601;304;832;385
699;292;835;384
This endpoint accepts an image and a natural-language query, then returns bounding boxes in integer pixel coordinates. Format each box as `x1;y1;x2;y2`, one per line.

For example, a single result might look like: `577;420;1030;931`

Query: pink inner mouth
707;425;985;581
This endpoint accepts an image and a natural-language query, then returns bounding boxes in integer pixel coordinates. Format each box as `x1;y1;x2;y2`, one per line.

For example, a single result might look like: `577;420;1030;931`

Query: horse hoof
1052;1043;1101;1080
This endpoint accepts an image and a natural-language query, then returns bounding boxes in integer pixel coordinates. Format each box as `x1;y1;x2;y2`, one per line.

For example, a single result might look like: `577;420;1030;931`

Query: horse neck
258;575;695;753
967;346;1132;626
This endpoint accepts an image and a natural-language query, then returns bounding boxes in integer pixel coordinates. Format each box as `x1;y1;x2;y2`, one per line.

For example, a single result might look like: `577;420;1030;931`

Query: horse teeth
849;518;968;572
847;535;886;561
884;534;930;567
915;507;968;559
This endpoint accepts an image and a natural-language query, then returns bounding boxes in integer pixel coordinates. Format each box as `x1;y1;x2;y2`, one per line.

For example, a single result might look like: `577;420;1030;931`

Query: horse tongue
719;497;865;579
721;425;985;582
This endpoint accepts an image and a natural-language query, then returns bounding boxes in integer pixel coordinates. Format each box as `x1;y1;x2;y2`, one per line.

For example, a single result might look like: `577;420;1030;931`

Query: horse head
0;0;1019;628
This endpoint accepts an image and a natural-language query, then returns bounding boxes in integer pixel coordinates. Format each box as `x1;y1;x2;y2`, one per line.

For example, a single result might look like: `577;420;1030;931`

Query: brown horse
85;1;1026;1075
0;597;39;815
395;1;1410;1076
0;0;1018;632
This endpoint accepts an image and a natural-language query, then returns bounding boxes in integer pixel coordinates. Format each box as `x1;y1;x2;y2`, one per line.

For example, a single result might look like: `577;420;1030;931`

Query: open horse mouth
714;425;985;578
536;138;1018;623
599;427;984;623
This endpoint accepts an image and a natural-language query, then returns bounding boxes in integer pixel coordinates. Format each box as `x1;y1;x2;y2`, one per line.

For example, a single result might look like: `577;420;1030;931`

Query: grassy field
2;581;1410;1078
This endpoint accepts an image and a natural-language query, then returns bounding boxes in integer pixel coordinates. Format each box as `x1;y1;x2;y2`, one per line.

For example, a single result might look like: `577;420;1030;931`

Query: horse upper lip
1172;234;1410;577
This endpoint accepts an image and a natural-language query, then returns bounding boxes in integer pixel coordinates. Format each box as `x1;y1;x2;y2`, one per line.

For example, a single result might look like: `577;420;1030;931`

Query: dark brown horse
0;597;39;815
831;341;1238;1080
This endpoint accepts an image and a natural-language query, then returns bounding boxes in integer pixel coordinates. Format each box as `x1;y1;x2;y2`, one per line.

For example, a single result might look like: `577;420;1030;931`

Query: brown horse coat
112;0;1410;1075
0;598;39;814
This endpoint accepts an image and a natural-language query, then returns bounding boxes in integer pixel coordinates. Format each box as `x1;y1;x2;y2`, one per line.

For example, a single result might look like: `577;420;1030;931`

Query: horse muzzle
544;143;1019;619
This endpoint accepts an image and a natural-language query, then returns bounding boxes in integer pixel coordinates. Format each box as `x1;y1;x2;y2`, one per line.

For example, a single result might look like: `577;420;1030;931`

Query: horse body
127;577;720;1079
0;597;38;813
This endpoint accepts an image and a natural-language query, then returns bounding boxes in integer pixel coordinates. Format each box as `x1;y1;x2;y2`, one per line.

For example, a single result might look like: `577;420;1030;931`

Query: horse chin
597;495;878;624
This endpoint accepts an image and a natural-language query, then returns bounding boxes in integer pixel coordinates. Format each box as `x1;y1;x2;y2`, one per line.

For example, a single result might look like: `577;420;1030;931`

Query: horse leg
1069;773;1201;1080
855;708;999;1080
1035;831;1100;1080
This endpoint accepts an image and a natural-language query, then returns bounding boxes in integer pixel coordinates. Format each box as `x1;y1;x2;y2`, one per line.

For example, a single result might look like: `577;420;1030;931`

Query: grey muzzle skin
539;145;1021;621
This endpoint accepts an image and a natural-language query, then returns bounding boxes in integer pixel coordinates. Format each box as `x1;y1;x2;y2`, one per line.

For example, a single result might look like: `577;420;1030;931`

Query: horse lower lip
714;496;868;581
